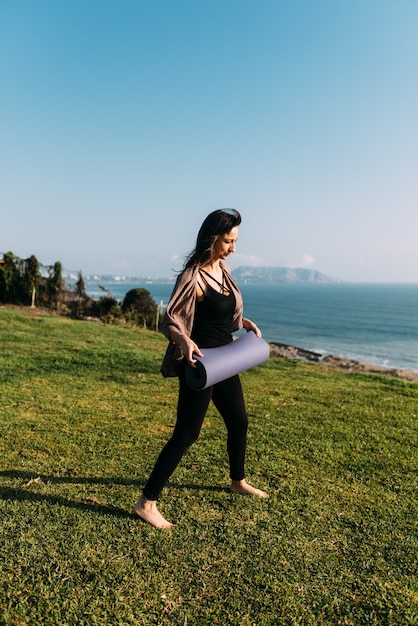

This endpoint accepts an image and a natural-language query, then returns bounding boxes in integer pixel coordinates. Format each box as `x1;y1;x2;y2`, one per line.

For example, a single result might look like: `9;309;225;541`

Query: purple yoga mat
185;331;270;390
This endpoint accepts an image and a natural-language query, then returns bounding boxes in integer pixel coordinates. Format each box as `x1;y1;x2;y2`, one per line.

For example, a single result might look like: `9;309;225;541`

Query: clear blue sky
1;0;417;282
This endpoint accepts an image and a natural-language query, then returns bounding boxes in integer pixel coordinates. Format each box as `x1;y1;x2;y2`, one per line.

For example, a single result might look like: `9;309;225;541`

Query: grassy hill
0;308;417;625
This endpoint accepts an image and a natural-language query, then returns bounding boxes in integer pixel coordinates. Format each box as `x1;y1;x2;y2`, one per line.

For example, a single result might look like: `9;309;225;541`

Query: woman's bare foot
132;494;175;528
230;479;269;498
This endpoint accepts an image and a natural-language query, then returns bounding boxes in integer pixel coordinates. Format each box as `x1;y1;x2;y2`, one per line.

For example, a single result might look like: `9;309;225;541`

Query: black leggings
142;368;248;501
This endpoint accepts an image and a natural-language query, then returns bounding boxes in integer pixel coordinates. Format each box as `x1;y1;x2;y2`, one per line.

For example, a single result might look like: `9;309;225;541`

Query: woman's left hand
242;317;262;337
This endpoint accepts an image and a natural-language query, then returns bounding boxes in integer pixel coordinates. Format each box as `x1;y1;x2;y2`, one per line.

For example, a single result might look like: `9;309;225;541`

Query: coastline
84;281;418;376
269;342;418;384
2;305;417;384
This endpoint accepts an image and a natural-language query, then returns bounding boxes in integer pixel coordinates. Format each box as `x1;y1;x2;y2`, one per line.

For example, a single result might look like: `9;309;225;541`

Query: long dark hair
184;209;241;269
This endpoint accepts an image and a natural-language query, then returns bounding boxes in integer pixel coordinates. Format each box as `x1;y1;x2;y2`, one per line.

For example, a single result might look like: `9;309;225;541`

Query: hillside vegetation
0;308;417;625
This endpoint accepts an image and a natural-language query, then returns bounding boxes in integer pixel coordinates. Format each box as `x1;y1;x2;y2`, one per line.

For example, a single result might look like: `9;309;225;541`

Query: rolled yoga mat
185;330;270;390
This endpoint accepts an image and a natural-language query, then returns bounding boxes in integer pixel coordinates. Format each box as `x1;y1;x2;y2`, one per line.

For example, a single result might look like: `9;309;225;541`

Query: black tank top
192;277;236;348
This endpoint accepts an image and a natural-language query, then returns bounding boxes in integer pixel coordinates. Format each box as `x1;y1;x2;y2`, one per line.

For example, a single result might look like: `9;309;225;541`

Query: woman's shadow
0;470;226;518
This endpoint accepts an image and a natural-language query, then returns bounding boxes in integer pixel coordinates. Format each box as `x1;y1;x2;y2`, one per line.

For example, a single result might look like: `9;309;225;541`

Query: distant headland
64;266;339;286
231;266;338;284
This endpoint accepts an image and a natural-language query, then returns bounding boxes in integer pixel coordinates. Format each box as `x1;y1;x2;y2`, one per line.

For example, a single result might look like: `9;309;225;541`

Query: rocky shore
269;342;418;384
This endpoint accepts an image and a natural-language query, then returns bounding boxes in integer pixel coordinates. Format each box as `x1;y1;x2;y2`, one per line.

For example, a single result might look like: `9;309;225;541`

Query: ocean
85;281;418;373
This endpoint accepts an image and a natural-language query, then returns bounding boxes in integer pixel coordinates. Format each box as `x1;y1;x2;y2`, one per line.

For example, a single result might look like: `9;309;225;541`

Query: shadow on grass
1;470;227;491
0;485;131;518
168;482;228;494
0;470;228;518
0;469;143;486
0;470;137;519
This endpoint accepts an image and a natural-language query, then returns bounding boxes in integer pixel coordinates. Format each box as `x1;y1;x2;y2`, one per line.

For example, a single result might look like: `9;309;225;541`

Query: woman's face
213;226;239;261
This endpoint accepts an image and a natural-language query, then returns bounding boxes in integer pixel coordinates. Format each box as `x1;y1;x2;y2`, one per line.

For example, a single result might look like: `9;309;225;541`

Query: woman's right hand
177;334;203;367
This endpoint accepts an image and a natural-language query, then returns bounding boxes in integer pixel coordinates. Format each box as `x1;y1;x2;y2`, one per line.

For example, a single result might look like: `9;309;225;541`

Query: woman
133;209;268;528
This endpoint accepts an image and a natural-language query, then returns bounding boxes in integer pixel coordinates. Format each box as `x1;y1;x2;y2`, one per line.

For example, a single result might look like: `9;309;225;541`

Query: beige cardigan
160;262;243;377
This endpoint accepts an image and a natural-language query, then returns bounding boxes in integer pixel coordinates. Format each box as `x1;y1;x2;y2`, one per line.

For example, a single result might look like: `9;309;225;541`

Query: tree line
0;251;159;329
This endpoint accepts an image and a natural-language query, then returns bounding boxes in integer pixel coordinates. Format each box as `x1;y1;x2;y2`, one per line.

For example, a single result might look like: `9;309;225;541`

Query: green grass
1;307;417;625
